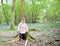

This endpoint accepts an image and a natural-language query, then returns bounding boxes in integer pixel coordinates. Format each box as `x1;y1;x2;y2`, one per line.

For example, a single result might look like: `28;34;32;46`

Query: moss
27;32;36;41
29;28;37;31
10;24;14;30
55;33;60;36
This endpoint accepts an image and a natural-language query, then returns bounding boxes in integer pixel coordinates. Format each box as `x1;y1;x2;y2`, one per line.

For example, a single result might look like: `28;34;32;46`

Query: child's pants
20;33;27;40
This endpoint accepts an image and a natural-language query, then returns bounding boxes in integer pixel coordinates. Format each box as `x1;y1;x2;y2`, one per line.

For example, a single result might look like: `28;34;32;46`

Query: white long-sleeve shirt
18;22;28;34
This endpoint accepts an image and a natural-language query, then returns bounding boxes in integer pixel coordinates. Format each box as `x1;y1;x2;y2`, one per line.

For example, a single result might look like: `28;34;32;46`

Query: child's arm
25;23;28;32
18;23;21;33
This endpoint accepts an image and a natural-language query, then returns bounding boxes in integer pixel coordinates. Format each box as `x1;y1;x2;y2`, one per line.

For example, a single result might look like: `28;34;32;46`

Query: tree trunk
0;13;2;23
32;0;35;23
0;18;1;23
32;12;34;23
26;13;28;23
10;0;16;29
1;0;9;25
6;0;8;4
15;10;18;25
20;0;24;20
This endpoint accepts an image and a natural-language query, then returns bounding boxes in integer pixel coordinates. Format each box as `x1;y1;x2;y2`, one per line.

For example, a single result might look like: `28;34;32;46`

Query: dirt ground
0;29;60;46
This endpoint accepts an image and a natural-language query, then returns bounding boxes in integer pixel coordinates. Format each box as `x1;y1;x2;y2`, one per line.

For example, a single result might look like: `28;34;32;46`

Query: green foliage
4;4;11;22
0;0;60;24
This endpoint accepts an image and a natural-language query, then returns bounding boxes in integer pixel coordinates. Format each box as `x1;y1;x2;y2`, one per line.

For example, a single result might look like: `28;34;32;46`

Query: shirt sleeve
25;23;28;32
18;23;21;31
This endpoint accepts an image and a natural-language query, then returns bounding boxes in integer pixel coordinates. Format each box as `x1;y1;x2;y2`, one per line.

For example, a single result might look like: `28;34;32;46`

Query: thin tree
1;0;9;25
10;0;16;29
6;0;8;4
32;0;35;23
20;0;24;19
0;15;1;23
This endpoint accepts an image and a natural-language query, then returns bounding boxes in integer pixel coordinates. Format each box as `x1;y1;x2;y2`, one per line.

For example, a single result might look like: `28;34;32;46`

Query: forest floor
0;23;60;46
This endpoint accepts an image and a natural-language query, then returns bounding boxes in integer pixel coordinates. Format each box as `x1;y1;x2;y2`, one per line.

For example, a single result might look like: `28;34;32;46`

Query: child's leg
20;33;23;40
23;33;27;40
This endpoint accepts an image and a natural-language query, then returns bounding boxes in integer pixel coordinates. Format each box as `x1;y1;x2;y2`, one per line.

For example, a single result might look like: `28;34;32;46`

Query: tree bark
15;10;18;25
20;0;24;20
6;0;8;4
0;18;1;23
32;12;34;23
32;0;35;23
10;0;16;29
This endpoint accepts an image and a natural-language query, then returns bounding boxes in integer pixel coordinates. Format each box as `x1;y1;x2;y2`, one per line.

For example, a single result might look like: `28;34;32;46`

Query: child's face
21;19;25;23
